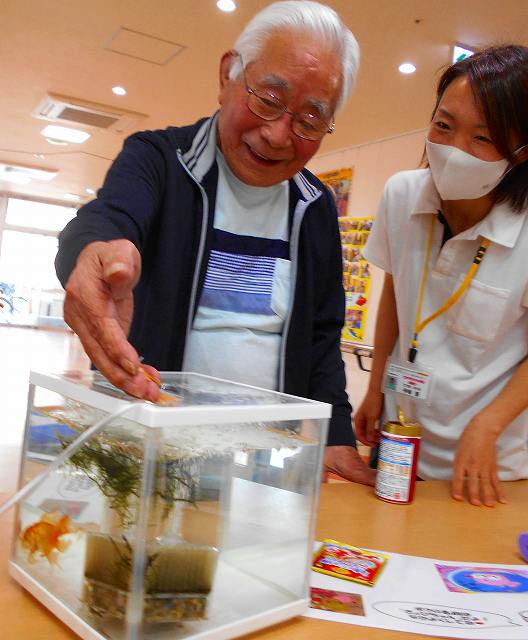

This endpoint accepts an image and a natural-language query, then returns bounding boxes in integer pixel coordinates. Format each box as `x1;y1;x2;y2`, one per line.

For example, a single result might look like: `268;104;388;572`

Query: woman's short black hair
434;45;528;212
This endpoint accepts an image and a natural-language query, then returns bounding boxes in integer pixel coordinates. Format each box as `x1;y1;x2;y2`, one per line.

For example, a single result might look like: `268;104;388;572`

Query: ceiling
1;0;527;206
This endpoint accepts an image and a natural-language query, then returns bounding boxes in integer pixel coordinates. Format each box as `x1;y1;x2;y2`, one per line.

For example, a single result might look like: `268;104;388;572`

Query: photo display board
316;168;373;345
338;216;373;344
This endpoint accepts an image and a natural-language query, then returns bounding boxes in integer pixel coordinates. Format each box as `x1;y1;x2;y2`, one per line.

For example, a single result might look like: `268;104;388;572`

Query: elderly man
55;0;375;485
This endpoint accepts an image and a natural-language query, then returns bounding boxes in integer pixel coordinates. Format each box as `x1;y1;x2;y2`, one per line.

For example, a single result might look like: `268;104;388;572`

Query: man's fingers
69;311;158;401
104;262;138;300
91;314;139;373
324;446;376;487
65;291;138;375
66;256;138;371
100;241;141;299
85;337;158;401
337;463;376;486
344;465;376;486
141;364;161;385
73;317;132;386
62;238;152;401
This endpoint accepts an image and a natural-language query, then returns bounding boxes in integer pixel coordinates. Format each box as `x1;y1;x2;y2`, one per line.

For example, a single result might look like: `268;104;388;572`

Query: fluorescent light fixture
398;62;416;74
63;193;82;202
85;187;96;194
453;44;475;63
217;0;236;12
46;138;68;146
0;169;32;185
112;86;127;96
41;124;91;144
0;163;57;183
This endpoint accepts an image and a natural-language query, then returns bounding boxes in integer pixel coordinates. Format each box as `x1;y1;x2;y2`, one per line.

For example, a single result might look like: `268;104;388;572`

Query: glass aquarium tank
10;370;330;640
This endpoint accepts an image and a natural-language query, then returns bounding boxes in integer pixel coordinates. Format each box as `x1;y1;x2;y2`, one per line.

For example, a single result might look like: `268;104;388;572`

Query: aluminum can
375;419;421;504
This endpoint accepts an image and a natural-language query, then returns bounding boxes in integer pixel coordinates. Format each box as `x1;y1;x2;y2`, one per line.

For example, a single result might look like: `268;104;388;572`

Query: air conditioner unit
32;93;147;133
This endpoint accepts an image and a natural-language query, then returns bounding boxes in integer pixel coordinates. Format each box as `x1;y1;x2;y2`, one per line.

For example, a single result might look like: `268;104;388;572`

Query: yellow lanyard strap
409;214;490;362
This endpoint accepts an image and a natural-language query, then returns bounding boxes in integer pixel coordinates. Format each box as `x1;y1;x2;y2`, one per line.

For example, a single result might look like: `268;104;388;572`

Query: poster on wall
338;216;373;344
317;167;353;217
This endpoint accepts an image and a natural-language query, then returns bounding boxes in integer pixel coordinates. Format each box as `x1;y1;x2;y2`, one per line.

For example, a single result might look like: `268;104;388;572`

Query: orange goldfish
139;367;181;405
20;512;77;565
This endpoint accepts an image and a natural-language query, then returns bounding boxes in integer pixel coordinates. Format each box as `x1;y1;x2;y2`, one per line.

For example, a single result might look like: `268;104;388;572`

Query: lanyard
408;214;490;363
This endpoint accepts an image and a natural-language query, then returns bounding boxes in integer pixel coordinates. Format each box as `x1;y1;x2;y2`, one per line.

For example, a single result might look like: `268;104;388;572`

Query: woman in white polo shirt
356;45;528;507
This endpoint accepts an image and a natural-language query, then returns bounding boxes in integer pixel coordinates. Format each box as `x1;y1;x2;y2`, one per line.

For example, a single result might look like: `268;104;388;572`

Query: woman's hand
452;415;507;507
354;389;384;446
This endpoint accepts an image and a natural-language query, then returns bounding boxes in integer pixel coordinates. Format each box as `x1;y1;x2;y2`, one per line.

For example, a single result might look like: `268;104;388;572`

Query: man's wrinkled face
217;30;342;187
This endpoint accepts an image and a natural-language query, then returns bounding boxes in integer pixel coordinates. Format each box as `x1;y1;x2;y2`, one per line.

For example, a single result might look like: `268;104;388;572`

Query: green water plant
60;434;197;527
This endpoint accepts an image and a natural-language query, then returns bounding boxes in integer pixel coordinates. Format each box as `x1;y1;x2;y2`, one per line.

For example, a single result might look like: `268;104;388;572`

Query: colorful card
435;564;528;593
310;587;365;615
312;539;389;586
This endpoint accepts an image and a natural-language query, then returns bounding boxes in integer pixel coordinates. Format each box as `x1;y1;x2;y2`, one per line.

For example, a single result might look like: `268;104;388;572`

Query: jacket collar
181;112;322;202
411;168;527;248
181;112;219;183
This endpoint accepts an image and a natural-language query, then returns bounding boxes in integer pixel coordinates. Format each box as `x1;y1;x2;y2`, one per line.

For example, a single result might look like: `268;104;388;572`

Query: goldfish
20;512;77;565
139;367;181;405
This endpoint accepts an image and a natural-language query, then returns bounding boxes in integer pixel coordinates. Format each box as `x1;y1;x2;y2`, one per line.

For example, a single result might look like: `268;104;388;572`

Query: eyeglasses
236;53;335;142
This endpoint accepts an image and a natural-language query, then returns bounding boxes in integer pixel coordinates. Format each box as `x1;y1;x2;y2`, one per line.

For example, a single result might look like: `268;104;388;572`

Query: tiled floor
0;325;89;492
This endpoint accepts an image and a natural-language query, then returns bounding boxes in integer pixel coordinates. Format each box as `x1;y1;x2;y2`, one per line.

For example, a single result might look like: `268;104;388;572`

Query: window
1;230;60;290
5;198;76;232
0;196;77;324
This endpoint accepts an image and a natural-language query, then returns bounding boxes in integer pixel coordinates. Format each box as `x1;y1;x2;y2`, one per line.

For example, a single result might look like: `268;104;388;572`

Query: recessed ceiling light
398;62;416;74
63;193;81;202
41;124;91;144
217;0;236;12
453;44;475;63
86;187;96;195
112;86;127;96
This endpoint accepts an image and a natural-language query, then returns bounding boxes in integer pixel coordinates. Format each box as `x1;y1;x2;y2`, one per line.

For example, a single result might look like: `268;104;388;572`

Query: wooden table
1;480;527;639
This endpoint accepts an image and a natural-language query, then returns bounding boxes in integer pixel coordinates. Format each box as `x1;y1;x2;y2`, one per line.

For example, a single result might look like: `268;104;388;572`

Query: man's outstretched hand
63;239;160;401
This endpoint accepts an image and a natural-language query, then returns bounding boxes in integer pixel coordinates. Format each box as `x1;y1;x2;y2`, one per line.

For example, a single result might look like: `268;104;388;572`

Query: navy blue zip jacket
56;115;355;447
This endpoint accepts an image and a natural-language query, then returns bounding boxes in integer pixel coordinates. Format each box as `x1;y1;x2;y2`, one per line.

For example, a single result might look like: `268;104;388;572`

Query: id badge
384;357;434;402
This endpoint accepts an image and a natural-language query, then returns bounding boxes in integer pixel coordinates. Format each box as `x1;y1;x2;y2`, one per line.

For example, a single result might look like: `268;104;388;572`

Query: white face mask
425;140;509;200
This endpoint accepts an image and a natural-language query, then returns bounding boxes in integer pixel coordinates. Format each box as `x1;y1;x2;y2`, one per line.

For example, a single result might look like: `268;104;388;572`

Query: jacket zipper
176;150;210;358
278;191;323;392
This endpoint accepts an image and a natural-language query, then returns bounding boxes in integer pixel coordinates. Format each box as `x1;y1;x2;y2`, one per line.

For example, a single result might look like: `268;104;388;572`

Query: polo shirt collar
463;200;525;247
411;169;527;248
411;170;441;216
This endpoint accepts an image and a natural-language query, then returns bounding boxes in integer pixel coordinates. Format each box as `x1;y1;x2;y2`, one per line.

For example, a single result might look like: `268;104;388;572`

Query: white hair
228;0;359;112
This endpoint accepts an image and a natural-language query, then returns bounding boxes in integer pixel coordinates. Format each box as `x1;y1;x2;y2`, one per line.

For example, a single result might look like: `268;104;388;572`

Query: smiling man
55;0;375;486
